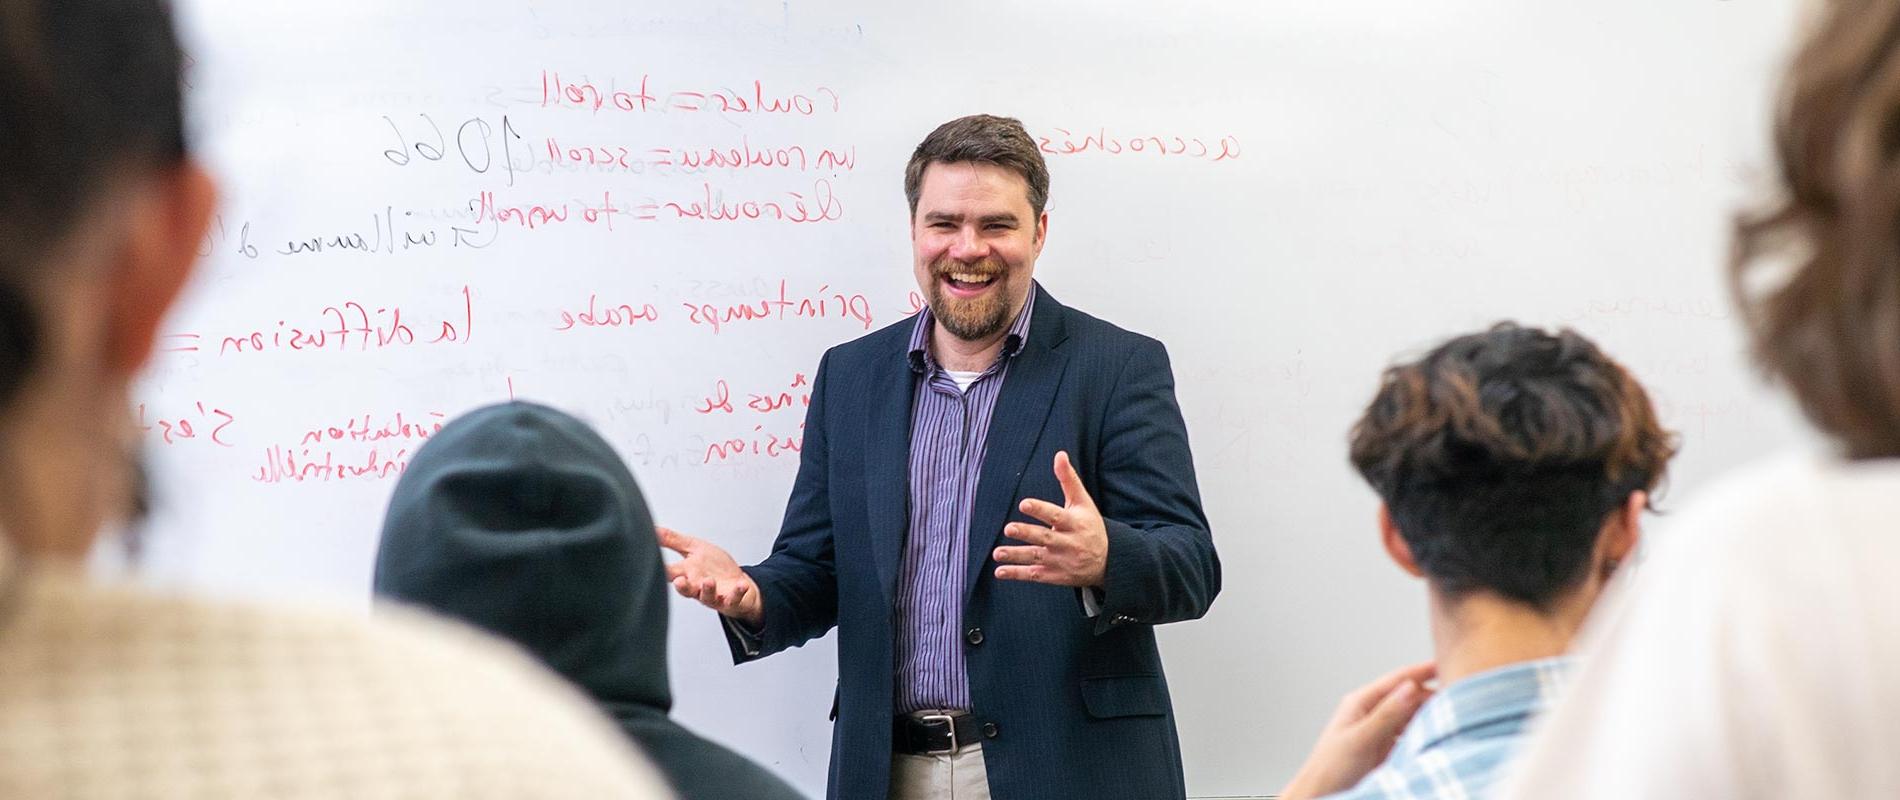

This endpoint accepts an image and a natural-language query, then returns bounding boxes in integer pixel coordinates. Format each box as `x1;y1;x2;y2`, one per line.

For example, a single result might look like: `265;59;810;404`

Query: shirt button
982;722;1000;739
965;628;984;646
1112;615;1135;625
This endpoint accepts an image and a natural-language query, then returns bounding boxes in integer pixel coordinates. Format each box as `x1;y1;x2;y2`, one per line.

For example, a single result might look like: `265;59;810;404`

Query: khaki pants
888;741;992;800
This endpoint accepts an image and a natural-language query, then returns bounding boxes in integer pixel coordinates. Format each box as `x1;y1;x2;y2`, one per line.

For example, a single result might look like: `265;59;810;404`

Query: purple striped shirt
893;295;1035;714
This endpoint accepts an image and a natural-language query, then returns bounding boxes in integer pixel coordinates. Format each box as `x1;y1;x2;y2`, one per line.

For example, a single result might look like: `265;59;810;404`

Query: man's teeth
949;273;994;284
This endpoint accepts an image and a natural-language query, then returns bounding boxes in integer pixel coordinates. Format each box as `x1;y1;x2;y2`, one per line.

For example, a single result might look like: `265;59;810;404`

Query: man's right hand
657;526;764;628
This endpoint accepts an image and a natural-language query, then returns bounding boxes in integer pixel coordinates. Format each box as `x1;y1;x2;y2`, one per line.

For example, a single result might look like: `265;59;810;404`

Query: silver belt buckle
920;713;958;754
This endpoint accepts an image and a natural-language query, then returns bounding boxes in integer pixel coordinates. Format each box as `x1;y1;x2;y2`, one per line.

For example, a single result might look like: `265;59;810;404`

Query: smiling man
661;114;1221;800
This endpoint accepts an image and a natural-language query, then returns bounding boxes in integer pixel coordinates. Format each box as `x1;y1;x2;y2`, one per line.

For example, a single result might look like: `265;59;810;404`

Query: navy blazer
732;285;1220;799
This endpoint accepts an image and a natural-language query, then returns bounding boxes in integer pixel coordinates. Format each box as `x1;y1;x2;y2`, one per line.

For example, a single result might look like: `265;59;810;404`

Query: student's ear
1598;490;1645;581
107;162;215;376
1380;504;1425;579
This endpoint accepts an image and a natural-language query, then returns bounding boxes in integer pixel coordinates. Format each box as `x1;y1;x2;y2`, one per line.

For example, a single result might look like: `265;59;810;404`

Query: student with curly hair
1279;323;1675;800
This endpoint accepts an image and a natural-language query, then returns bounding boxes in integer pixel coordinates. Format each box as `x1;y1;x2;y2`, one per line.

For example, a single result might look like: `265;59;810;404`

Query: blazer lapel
963;288;1070;598
864;348;916;602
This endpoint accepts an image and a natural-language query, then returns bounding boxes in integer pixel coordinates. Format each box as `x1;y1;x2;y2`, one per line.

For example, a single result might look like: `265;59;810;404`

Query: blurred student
375;402;807;800
1279;323;1675;799
0;2;668;796
1505;2;1900;796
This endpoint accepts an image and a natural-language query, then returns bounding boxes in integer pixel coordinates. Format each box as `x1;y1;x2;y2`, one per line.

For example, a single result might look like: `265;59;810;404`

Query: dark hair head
1731;0;1900;458
904;114;1050;218
0;0;187;407
1349;323;1677;611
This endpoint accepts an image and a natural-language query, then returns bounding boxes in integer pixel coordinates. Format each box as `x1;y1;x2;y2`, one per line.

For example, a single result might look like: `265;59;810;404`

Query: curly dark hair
1349;323;1678;611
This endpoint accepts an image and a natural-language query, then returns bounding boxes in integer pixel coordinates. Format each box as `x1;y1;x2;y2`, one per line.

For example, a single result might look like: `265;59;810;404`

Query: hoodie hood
373;401;671;713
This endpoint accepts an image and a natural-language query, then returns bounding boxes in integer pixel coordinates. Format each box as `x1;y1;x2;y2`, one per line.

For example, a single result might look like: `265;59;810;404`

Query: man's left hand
994;451;1108;588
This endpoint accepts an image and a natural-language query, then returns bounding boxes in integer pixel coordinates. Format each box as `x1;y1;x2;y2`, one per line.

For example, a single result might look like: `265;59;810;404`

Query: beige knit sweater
0;548;673;798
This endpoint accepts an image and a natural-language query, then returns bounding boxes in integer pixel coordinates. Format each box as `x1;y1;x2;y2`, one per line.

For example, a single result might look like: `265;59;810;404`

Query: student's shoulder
630;719;806;800
262;598;662;776
1653;451;1883;572
0;573;669;798
1670;451;1829;522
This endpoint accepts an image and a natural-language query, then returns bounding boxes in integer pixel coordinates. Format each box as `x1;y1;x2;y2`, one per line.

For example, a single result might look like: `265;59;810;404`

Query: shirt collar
1392;656;1572;759
907;284;1036;375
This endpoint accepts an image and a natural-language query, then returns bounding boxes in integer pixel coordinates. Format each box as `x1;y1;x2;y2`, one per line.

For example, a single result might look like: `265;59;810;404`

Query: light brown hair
1732;0;1900;457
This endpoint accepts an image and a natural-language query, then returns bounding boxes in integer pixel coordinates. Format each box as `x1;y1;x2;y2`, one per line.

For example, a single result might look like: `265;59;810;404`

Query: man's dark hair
904;114;1050;218
1349;323;1677;611
0;0;187;407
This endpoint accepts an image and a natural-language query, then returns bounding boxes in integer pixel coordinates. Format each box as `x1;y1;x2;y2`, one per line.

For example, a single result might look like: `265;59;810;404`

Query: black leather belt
893;712;980;755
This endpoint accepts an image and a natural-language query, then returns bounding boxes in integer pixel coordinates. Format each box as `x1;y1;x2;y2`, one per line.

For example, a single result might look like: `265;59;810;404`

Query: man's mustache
931;258;1005;278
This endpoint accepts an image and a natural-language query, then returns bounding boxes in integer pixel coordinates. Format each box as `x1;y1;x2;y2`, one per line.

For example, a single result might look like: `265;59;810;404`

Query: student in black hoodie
374;401;806;800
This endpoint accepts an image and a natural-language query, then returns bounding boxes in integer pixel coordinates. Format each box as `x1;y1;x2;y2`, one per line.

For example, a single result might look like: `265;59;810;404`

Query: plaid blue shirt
1324;657;1570;800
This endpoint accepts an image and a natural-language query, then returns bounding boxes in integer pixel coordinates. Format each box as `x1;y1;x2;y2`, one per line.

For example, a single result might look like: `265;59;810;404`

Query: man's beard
927;256;1015;342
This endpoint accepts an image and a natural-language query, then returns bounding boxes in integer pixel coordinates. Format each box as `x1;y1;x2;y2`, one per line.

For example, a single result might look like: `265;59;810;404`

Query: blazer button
965;627;984;646
982;722;1000;739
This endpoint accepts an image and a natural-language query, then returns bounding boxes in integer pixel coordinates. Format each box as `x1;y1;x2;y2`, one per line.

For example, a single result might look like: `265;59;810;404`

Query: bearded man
662;114;1220;800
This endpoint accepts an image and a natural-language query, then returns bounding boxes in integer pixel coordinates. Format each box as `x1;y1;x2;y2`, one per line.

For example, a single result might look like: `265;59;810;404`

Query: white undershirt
944;370;983;392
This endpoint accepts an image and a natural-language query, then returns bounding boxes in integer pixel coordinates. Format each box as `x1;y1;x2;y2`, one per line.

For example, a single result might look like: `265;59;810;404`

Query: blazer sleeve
723;350;842;663
1091;336;1221;634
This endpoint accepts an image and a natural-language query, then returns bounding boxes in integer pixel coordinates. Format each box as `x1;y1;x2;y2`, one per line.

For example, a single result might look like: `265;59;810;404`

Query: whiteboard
136;2;1811;796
